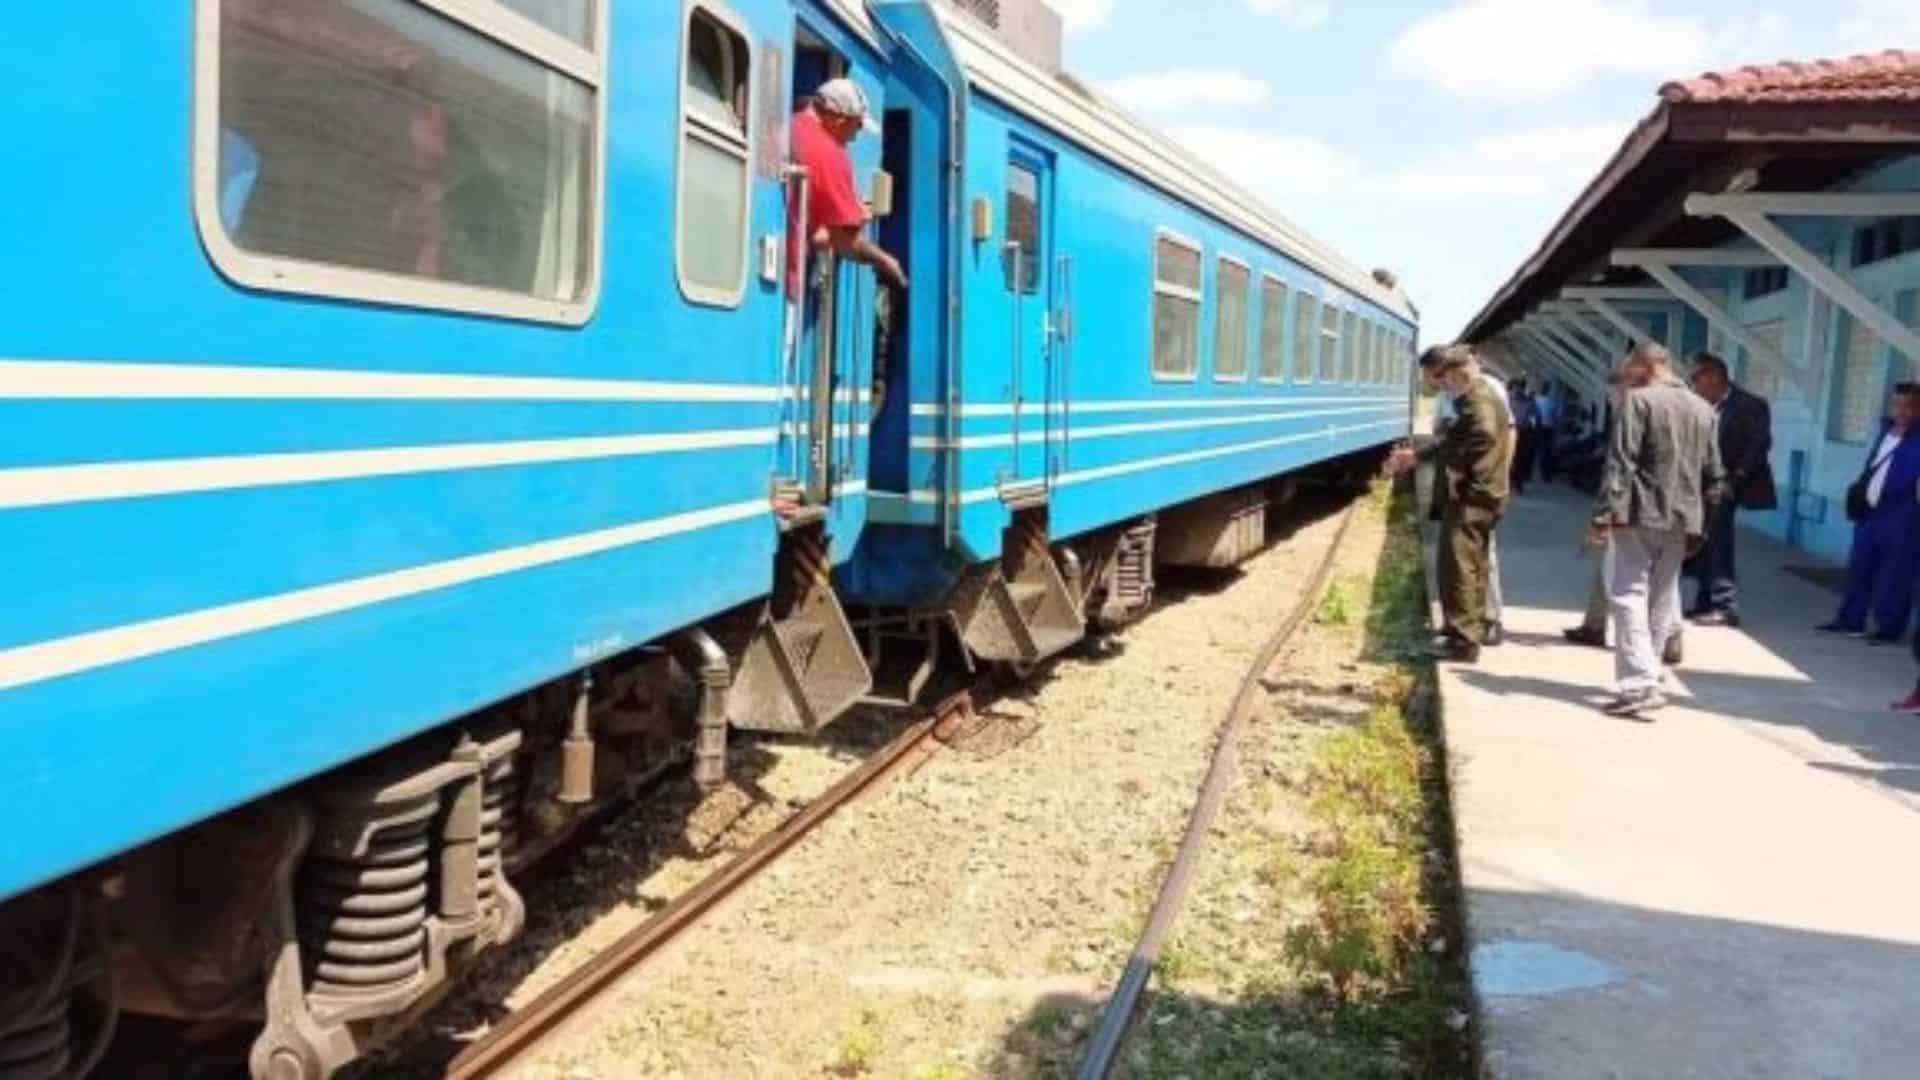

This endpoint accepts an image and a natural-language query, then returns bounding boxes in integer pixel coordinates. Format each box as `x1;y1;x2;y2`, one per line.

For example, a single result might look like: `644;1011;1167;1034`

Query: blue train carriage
846;0;1418;687
0;1;895;1076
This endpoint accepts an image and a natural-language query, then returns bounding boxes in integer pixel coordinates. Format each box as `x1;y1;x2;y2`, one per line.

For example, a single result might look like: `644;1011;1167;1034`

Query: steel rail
1076;498;1361;1080
445;702;958;1079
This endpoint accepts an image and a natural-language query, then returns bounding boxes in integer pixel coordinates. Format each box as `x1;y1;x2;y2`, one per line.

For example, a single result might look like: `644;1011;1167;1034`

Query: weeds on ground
830;1009;884;1076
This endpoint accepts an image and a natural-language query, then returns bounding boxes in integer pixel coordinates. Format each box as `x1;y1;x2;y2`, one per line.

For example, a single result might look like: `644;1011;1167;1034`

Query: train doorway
1003;141;1068;492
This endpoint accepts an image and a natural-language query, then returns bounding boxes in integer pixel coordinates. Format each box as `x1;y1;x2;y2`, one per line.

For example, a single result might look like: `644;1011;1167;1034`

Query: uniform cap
816;78;880;135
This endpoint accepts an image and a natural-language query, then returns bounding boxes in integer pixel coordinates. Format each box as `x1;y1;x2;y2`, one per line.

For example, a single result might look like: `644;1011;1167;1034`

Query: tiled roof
1661;49;1920;105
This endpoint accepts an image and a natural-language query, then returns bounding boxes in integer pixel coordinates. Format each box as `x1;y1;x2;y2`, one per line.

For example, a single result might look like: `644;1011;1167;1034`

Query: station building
1465;50;1920;564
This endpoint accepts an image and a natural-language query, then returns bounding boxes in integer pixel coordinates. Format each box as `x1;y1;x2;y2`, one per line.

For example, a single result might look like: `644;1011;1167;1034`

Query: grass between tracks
1119;481;1473;1079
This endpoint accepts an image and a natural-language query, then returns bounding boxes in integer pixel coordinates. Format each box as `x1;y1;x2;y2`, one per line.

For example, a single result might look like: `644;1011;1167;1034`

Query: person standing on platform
1509;381;1539;495
1536;383;1561;482
1590;343;1725;718
1684;353;1776;627
1394;345;1514;663
1416;348;1513;644
1819;384;1920;644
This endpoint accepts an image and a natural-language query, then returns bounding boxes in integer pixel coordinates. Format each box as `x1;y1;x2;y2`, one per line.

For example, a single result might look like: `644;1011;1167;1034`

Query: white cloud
1166;126;1363;201
1169;121;1631;207
1243;0;1333;29
1837;0;1920;48
1387;0;1787;102
1046;0;1114;32
1105;69;1272;110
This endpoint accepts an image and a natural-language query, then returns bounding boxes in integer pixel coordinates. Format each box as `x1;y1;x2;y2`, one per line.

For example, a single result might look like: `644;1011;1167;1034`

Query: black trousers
1511;431;1537;491
1684;502;1739;614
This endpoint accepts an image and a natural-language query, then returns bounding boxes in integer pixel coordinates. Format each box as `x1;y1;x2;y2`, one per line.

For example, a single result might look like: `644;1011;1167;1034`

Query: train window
1318;304;1341;381
198;0;601;323
1214;258;1250;381
1293;292;1318;382
1340;311;1359;383
1355;321;1373;384
1259;276;1288;382
1152;232;1203;380
1005;163;1042;293
678;7;754;306
1370;323;1385;384
495;0;594;46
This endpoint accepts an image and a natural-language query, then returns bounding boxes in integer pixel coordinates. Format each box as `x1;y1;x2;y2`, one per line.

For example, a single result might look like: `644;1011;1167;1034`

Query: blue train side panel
0;0;885;902
848;1;1414;607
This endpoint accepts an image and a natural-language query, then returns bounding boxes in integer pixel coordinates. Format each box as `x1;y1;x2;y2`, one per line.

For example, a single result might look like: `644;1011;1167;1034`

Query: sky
1048;0;1920;342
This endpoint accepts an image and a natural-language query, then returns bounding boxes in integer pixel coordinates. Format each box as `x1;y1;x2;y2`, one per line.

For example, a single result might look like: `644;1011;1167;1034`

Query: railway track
1075;499;1360;1080
440;691;972;1078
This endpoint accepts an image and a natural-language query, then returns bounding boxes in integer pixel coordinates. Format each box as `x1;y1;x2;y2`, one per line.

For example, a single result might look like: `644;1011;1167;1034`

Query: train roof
926;4;1416;323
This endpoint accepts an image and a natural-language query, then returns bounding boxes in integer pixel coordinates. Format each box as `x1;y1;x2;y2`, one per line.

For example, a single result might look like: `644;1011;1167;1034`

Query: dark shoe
1662;636;1684;666
1867;633;1906;646
1427;637;1481;663
1690;610;1741;628
1485;621;1505;647
1603;690;1667;719
1893;689;1920;715
1815;621;1865;637
1563;626;1608;649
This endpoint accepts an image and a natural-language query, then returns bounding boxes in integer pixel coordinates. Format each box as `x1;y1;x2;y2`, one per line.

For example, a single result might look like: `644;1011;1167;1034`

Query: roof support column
1686;192;1920;367
1517;324;1605;398
1616;258;1798;392
1510;333;1595;396
1578;295;1651;345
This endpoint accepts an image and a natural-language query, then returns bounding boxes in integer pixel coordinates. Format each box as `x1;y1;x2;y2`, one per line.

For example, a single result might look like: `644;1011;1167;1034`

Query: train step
949;545;1085;668
729;532;873;735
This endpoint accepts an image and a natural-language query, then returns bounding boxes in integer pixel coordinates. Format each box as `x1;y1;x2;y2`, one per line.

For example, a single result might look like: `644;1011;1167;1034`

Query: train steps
729;530;873;735
950;520;1085;667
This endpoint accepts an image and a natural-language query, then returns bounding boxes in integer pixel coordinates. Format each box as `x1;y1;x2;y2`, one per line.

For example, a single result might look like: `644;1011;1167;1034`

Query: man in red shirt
788;78;907;296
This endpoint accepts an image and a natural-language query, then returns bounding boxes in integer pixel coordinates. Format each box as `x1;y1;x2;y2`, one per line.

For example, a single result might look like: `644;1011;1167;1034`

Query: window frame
1339;309;1359;384
1257;272;1290;384
674;2;758;308
1150;228;1205;383
1292;290;1319;384
190;0;610;326
1317;297;1342;383
1212;254;1252;383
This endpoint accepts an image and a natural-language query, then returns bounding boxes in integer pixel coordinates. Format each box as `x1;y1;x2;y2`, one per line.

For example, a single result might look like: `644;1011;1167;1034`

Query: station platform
1432;483;1920;1079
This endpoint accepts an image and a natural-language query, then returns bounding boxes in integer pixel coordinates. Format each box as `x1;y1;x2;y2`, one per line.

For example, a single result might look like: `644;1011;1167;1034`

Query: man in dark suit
1685;353;1776;627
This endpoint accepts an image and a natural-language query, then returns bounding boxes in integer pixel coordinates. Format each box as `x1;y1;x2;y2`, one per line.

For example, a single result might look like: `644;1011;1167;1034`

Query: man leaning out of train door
787;79;907;317
1390;344;1514;663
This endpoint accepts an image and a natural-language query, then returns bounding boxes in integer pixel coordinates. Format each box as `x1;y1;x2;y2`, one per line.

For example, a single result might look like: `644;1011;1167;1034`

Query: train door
1003;142;1063;491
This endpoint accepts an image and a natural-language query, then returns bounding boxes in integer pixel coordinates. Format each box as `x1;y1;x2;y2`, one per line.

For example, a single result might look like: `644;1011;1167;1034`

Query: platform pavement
1431;483;1920;1080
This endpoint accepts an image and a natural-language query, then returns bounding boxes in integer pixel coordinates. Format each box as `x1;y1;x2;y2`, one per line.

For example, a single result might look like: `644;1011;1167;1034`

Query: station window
1214;258;1250;381
1259;276;1288;382
1828;312;1884;445
1318;304;1341;382
1293;292;1318;382
678;7;754;305
1742;266;1788;300
1152;233;1203;379
1005;163;1042;293
1852;218;1920;268
201;0;601;321
1340;310;1359;383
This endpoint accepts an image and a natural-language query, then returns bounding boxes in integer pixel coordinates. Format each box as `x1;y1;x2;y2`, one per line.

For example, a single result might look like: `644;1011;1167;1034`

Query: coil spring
1115;523;1155;608
297;794;435;999
477;754;521;909
0;993;70;1080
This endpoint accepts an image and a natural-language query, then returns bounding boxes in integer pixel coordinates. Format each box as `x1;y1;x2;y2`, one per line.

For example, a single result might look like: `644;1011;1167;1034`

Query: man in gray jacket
1590;343;1726;717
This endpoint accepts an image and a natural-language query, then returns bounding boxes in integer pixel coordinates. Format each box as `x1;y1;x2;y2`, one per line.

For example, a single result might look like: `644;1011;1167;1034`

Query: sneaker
1662;635;1684;666
1690;610;1741;628
1893;690;1920;714
1485;621;1505;647
1815;622;1866;637
1603;691;1667;719
1563;626;1608;649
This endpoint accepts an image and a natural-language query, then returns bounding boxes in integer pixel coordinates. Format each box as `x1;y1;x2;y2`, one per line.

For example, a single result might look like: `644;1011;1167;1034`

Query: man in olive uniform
1396;344;1514;662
